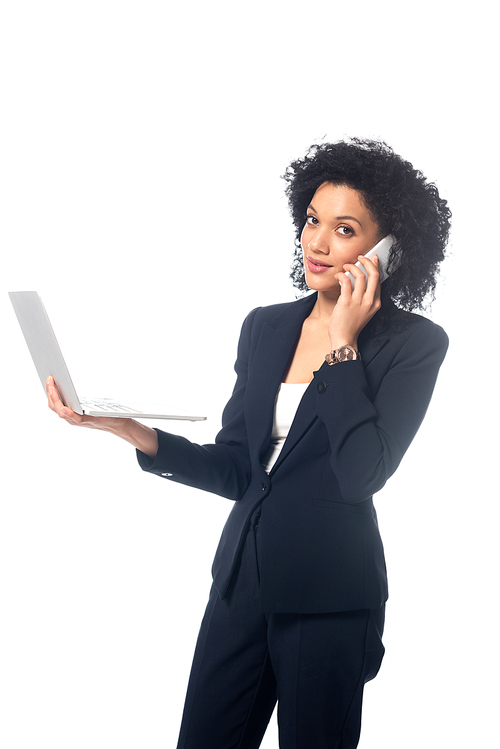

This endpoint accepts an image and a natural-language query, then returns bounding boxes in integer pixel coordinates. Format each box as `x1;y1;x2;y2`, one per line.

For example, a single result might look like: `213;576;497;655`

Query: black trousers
177;510;385;749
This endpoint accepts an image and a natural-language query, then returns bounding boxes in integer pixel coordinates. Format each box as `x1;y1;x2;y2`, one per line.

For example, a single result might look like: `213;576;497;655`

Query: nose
305;225;329;254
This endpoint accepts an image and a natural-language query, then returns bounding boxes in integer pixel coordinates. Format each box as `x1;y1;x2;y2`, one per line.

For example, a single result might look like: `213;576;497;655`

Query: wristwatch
325;345;361;365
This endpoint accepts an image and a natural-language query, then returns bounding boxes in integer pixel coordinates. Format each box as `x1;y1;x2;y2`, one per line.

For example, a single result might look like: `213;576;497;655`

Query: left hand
328;254;382;351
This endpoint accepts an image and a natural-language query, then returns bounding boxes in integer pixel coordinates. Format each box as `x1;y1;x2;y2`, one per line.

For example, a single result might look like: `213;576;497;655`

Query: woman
47;138;451;748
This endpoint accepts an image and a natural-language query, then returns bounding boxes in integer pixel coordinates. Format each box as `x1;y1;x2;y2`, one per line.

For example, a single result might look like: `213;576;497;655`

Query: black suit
137;293;448;747
138;292;448;613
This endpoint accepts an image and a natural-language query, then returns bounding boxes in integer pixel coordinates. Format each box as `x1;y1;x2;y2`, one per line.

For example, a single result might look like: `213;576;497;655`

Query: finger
46;376;59;412
341;263;367;295
60;409;86;425
46;377;94;428
55;399;84;424
47;383;63;412
49;386;69;418
335;271;354;298
46;377;75;420
356;256;382;312
357;254;381;293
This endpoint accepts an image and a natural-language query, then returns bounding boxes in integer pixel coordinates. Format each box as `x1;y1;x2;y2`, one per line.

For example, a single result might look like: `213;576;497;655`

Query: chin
304;273;339;294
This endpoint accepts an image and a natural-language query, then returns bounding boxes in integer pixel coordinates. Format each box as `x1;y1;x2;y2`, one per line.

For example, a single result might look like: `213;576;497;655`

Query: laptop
9;291;206;421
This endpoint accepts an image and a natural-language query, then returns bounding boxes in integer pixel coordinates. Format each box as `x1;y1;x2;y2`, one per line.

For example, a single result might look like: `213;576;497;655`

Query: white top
261;382;310;474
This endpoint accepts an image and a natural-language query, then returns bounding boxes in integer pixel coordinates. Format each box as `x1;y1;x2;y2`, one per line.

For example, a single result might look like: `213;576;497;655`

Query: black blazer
138;293;448;613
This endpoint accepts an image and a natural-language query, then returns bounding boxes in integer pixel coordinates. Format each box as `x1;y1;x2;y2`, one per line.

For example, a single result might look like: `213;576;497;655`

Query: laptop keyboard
80;398;141;413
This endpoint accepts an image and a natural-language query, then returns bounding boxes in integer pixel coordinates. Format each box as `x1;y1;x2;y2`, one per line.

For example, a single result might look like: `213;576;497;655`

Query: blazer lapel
359;333;389;367
244;294;317;461
269;321;390;475
269;382;316;475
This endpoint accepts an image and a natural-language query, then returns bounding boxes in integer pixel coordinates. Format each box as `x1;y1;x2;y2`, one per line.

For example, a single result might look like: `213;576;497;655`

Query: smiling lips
306;255;333;273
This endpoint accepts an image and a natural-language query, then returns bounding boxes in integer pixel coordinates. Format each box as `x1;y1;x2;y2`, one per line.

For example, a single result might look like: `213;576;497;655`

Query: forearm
137;428;252;500
109;418;159;458
314;323;448;502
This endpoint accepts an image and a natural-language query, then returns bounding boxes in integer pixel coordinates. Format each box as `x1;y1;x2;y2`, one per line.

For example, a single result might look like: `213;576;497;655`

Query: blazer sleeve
136;308;260;500
312;319;449;503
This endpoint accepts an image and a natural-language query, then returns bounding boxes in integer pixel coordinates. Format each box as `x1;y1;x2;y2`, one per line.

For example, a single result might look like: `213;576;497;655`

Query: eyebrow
307;204;363;228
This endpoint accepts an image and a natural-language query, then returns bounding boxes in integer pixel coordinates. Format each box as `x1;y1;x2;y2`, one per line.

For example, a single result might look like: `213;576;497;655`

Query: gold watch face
337;345;357;361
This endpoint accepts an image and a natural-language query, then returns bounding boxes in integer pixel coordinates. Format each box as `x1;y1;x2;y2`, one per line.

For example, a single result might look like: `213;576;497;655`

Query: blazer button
161;472;173;477
317;381;327;394
261;483;267;491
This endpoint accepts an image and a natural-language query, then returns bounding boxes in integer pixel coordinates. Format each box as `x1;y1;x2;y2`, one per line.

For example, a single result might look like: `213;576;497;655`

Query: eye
337;225;354;236
305;215;318;226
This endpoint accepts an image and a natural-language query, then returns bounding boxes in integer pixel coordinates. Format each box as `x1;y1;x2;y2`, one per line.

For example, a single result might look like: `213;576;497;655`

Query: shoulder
375;305;449;365
236;295;316;360
243;294;317;330
391;306;448;345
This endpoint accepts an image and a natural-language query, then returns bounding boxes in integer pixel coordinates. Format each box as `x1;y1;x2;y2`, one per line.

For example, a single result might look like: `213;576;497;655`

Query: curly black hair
282;138;451;317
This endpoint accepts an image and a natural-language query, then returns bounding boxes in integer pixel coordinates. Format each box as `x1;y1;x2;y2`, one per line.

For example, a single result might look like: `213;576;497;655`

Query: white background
1;1;498;747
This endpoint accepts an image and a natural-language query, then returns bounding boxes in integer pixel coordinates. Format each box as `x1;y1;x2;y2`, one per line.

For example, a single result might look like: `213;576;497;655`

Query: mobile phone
345;234;396;289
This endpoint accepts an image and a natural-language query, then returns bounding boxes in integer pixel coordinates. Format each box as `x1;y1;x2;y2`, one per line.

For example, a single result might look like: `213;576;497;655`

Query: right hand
46;376;159;457
46;376;121;432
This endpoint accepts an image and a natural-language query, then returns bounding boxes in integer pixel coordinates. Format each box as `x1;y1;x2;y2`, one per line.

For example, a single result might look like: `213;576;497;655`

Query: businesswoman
47;138;451;748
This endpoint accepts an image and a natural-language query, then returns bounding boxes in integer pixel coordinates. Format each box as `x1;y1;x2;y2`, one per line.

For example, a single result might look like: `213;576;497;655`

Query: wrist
120;419;159;457
106;416;133;437
326;343;361;365
328;338;358;352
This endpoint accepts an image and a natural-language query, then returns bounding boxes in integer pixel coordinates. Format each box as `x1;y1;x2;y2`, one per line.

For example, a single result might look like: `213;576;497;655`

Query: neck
310;289;340;323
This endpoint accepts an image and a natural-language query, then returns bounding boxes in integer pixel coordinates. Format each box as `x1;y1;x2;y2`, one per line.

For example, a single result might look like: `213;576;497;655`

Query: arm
47;376;251;499
135;308;260;499
47;308;258;500
313;320;448;502
312;254;448;502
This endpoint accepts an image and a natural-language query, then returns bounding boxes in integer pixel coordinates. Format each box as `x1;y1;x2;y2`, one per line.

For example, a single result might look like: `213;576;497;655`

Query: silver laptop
9;291;206;421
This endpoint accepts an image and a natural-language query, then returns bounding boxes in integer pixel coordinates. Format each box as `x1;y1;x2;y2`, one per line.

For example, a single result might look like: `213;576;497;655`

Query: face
301;182;382;295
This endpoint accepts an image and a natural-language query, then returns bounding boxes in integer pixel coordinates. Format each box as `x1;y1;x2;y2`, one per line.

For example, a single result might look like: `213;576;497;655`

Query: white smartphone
345;234;396;289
